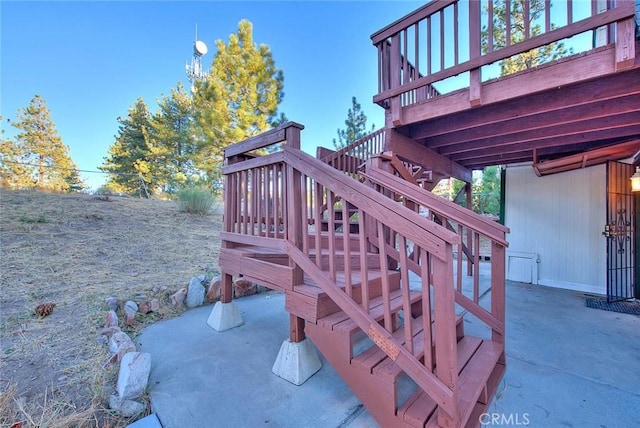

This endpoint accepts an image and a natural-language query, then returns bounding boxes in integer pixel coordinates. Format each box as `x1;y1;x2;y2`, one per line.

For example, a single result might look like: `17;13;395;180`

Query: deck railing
372;0;637;117
319;128;386;177
222;122;504;425
284;146;462;425
361;159;509;345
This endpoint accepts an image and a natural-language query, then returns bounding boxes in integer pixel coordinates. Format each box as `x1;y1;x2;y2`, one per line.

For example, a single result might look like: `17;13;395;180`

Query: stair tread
318;286;420;333
400;338;503;427
352;315;464;379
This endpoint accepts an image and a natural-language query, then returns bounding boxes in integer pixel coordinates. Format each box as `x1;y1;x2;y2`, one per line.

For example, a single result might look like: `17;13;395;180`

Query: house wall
504;163;606;295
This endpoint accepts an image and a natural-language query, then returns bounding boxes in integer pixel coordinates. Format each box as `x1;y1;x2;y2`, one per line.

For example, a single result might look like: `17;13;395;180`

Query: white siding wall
505;163;606;294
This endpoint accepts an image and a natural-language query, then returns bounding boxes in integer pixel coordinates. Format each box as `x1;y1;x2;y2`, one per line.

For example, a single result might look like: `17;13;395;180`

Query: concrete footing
207;301;243;332
271;338;322;385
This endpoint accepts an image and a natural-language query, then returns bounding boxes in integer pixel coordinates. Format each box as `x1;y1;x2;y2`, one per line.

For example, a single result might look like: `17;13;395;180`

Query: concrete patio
138;278;640;427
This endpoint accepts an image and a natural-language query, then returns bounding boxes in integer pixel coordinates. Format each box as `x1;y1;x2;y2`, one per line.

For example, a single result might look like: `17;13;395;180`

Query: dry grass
0;189;222;427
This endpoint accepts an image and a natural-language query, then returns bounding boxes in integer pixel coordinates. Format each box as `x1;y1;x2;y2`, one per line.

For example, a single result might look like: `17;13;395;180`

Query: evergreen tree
149;82;198;191
473;166;501;215
333;96;375;149
1;96;83;191
100;98;156;195
193;19;285;190
482;0;570;75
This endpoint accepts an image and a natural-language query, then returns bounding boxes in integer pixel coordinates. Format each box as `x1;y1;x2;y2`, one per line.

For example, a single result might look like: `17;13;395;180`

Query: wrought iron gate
604;161;635;302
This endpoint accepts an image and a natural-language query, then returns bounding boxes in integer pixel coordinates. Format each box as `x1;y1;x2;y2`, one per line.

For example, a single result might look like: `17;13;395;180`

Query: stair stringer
305;321;410;428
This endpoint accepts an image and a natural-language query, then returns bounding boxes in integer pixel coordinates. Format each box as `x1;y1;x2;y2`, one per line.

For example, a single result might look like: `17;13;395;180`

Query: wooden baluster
328;191;336;281
420;250;433;372
314;181;323;268
358;210;370;313
456;223;463;293
399;235;414;354
342;201;352;297
377;221;393;332
473;232;480;303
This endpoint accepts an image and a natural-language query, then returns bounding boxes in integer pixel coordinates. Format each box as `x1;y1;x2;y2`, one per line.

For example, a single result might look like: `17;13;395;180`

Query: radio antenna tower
185;24;209;94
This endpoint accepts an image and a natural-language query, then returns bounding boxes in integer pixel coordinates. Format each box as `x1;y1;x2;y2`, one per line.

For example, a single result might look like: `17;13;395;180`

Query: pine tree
482;0;570;75
193;19;285;190
101;98;156;195
333;97;375;149
149;82;198;191
1;96;83;191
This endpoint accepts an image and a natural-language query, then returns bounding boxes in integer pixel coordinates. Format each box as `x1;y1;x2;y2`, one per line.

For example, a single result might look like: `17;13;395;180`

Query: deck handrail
319;128;386;176
372;0;636;108
362;160;508;342
284;146;462;424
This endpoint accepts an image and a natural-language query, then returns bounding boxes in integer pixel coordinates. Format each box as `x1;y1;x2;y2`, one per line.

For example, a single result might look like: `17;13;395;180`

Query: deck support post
207;273;243;332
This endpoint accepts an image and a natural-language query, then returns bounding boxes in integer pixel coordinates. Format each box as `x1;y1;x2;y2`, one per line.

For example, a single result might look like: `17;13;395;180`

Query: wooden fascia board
533;140;640;176
385;130;472;183
410;65;640;140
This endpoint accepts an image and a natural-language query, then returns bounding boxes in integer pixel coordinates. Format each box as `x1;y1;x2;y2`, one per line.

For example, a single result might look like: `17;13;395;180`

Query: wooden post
615;16;635;71
468;0;482;106
390;34;403;126
466;182;473;276
432;246;460;427
289;314;306;343
220;272;234;304
491;242;506;346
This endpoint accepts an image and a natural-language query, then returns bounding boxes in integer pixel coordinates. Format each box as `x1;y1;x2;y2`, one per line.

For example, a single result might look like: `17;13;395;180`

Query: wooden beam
410;66;640;140
446;114;640;160
425;93;640;149
385;129;472;183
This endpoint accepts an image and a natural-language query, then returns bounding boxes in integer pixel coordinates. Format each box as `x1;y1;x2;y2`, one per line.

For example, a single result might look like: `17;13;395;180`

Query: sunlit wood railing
372;0;637;121
284;146;462;425
319;128;386;177
221;122;303;249
222;122;492;425
361;157;509;345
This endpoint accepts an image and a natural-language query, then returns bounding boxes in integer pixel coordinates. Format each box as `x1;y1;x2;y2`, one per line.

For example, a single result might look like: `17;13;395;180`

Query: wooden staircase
218;123;509;427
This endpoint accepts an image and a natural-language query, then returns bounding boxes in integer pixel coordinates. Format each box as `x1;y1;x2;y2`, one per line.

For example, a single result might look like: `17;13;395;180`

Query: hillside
0;189;222;427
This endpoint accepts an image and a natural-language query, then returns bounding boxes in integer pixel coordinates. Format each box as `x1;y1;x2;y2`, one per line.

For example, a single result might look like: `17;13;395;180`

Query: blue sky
1;1;424;190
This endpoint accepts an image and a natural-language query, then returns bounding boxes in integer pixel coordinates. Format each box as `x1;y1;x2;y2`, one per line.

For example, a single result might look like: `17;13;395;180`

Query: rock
186;277;205;308
124;300;138;326
109;394;146;418
105;297;119;312
100;326;121;338
109;331;134;354
117;352;151;400
134;294;148;301
97;335;108;345
152;285;168;295
117;340;137;362
149;298;161;312
206;276;221;302
106;310;119;327
234;278;257;298
170;288;187;307
197;274;207;283
138;301;152;314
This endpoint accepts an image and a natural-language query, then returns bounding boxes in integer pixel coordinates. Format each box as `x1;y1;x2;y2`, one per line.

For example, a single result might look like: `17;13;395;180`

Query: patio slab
137;280;640;427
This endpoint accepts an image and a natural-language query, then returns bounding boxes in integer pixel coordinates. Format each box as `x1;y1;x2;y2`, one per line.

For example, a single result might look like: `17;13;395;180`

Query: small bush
19;213;47;223
176;187;215;215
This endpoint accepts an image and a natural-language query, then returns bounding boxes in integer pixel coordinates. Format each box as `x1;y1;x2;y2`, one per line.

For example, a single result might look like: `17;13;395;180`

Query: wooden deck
217;1;638;426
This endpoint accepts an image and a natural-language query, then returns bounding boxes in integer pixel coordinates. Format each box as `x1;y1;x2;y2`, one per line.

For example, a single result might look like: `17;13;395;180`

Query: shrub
176;187;215;215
